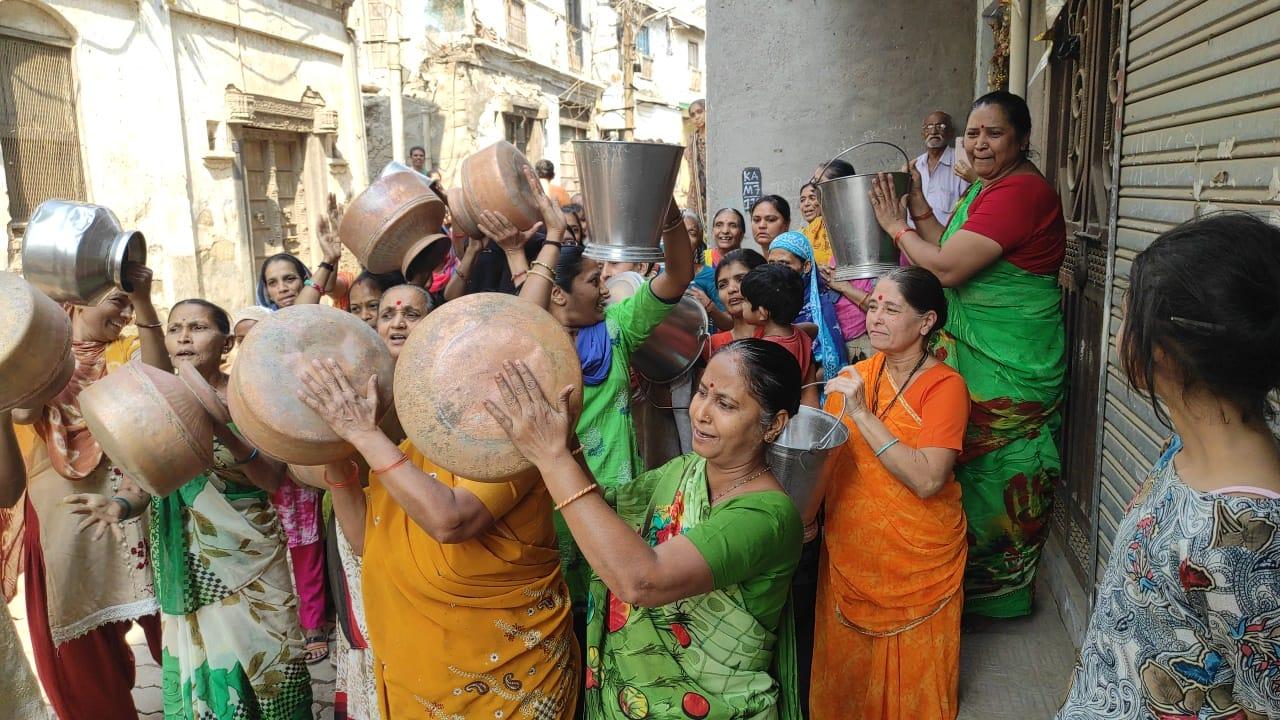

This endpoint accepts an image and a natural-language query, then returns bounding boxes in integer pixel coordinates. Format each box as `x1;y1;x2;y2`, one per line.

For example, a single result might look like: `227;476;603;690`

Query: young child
740;262;819;407
702;248;766;359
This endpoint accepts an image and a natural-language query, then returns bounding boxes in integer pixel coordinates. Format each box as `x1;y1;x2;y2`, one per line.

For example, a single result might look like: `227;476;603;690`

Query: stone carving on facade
224;85;338;135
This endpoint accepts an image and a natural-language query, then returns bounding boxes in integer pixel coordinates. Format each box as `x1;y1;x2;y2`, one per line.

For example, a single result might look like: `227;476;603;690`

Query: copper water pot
228;304;395;465
339;169;447;274
0;271;74;411
395;292;583;481
80;360;214;497
448;141;541;239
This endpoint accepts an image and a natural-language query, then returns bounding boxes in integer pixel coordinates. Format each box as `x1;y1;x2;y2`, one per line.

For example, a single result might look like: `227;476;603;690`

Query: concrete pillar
706;0;977;230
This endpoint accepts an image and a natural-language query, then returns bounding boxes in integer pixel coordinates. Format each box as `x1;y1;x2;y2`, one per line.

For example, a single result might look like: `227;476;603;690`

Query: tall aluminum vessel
575;140;684;263
815;141;911;280
21;199;145;305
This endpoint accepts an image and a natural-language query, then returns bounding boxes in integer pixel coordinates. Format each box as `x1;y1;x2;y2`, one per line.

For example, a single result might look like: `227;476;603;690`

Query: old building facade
351;0;704;197
0;0;368;312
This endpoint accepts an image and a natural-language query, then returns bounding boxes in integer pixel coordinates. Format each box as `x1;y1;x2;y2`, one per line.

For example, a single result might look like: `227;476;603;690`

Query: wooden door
241;129;309;270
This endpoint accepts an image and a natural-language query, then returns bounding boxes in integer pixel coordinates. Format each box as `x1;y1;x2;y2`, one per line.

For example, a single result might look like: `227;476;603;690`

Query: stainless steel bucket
816;141;911;281
768;406;849;525
21;200;146;305
605;271;708;383
575;140;684;263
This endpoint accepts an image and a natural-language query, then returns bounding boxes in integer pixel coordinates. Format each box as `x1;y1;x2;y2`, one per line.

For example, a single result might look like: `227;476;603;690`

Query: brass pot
448;141;541;239
80;360;214;497
395;292;582;481
0;271;74;412
228;304;395;465
339;169;447;274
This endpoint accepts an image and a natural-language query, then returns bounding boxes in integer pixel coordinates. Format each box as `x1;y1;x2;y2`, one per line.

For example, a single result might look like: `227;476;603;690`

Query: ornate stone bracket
224;84;339;135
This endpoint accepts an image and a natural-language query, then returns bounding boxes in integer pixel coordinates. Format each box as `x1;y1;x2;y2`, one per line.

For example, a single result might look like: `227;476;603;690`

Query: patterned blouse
1057;436;1280;719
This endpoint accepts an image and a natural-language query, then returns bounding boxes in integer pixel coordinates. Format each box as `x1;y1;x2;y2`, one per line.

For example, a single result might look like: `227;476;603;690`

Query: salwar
24;497;161;720
289;540;329;631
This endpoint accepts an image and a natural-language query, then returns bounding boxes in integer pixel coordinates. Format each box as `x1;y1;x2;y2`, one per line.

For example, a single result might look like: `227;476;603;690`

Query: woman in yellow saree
298;359;578;719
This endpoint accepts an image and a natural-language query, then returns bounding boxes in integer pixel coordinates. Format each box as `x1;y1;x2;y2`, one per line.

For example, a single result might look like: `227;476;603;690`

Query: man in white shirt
912;111;971;225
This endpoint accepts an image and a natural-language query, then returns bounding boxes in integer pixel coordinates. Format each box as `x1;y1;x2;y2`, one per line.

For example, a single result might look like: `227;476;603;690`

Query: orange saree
361;441;579;719
811;354;969;720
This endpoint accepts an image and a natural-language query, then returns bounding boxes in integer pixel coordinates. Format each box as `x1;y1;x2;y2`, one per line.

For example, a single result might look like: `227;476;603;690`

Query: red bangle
371;453;410;476
324;460;359;489
893;226;915;248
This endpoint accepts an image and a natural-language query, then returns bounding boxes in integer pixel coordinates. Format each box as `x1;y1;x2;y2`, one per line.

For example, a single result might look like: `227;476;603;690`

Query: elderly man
912;110;971;225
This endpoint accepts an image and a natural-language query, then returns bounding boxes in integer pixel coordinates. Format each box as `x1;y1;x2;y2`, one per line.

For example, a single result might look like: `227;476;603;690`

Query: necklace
711;464;772;503
870;352;929;419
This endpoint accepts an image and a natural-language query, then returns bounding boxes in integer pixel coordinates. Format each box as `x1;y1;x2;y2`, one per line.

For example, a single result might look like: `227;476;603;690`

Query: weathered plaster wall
706;0;976;241
2;0;364;313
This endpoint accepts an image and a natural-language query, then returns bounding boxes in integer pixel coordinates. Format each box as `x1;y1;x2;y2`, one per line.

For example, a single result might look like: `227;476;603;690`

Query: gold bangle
530;260;555;273
527;268;555;284
135;320;162;329
554;483;598;512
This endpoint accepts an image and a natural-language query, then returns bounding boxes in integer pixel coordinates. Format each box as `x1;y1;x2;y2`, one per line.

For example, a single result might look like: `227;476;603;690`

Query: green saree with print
584;454;801;720
937;182;1066;618
150;441;312;719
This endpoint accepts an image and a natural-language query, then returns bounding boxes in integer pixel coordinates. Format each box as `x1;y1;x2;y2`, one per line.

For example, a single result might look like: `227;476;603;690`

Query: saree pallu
585;455;800;720
939;182;1066;618
812;358;967;720
362;442;578;719
151;443;312;720
334;521;378;720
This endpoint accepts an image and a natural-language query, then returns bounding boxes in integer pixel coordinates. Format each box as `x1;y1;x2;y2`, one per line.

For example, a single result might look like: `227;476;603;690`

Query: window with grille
567;26;584;72
504;112;533;155
0;34;86;230
687;40;699;69
506;0;528;49
636;25;651;55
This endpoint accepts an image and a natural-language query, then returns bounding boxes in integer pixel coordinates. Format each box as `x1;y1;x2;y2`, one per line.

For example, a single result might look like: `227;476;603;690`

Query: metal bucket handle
815;141;912;182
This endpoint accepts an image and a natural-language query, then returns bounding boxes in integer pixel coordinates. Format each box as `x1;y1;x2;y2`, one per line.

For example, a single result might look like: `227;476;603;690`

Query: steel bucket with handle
816;141;911;281
768;405;849;528
575;140;684;263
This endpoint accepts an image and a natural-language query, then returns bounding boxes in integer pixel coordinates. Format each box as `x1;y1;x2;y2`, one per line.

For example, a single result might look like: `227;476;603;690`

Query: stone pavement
11;575;1076;719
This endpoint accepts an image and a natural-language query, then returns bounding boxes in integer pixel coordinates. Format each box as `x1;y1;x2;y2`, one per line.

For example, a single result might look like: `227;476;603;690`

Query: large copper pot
448;141;541;239
395;293;582;481
339;169;447;274
229;304;395;465
80;360;213;497
0;272;74;411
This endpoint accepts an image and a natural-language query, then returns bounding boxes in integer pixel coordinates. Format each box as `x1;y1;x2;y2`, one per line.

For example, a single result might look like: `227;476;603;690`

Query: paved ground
11;575;1075;719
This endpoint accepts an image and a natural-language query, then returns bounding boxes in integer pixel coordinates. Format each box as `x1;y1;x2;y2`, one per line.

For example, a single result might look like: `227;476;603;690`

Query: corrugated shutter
1102;0;1280;573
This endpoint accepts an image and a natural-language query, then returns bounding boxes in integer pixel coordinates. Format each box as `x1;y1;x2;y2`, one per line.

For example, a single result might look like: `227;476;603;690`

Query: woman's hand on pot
122;263;155;304
478;210;539;255
522;165;568;241
954;157;977;184
826;368;869;417
484;360;577;468
687;287;716;311
817;264;855;294
63;493;125;542
296;358;379;442
869;172;909;236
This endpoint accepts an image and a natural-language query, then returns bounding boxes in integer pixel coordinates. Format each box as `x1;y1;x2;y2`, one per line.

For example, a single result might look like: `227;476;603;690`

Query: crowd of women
2;88;1278;720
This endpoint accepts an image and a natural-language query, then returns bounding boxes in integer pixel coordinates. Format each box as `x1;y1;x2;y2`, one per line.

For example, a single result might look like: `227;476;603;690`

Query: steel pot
767;405;849;527
448;141;541;239
339;169;447;274
576;140;684;263
21;200;145;305
605;272;708;383
815;141;911;280
0;271;74;411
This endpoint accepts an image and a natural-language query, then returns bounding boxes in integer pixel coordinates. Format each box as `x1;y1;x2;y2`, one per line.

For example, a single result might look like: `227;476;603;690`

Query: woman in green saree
486;339;805;719
67;299;312;718
870;90;1067;619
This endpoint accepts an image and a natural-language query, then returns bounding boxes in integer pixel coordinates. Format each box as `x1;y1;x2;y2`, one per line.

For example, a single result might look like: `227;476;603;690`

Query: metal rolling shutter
1101;0;1280;573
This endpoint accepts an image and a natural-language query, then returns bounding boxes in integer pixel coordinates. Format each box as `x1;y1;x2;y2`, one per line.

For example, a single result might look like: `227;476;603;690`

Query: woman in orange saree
811;267;970;720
